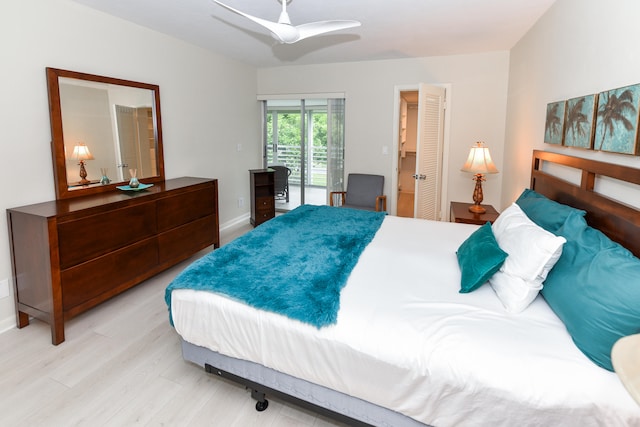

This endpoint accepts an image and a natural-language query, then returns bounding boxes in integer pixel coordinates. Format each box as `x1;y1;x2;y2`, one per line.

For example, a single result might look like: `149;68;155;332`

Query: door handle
412;174;426;180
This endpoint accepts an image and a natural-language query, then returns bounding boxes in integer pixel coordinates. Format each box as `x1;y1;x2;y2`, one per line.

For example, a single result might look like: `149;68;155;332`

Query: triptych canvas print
544;84;640;155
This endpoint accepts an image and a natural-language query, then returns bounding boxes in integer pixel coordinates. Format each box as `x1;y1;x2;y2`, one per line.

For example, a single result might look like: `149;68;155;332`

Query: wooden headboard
531;150;640;258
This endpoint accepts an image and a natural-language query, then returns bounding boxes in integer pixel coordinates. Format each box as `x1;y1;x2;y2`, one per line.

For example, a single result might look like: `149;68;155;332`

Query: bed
166;150;640;427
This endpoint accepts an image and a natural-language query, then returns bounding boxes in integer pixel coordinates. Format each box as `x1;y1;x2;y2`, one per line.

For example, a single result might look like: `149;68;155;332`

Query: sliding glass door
263;98;345;212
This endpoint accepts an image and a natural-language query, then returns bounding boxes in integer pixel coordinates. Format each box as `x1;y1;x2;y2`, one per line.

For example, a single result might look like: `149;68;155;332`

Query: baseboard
0;317;16;335
220;213;251;233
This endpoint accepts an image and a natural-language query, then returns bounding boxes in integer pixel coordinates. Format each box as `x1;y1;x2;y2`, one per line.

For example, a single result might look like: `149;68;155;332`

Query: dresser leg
51;322;65;345
16;310;29;328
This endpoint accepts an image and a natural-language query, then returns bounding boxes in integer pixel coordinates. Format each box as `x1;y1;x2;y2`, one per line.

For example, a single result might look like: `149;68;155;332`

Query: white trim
219;213;251;233
257;92;346;100
0;318;16;334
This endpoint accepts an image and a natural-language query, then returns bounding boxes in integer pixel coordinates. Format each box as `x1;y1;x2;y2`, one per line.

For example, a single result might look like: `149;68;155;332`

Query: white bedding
171;215;640;426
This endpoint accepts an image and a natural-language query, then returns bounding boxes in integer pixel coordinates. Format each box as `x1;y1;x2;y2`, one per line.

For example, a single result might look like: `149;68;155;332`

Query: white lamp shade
71;143;94;161
612;333;640;405
461;142;498;174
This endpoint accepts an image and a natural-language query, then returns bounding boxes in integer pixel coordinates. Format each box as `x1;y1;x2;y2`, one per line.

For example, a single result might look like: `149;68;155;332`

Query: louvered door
414;84;446;220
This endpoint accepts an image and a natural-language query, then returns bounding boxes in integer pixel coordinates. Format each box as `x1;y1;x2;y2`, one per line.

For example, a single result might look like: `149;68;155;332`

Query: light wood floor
397;191;415;218
0;222;345;427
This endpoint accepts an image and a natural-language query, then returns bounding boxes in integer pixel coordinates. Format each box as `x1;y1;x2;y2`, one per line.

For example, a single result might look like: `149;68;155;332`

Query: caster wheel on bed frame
255;399;269;412
251;388;269;411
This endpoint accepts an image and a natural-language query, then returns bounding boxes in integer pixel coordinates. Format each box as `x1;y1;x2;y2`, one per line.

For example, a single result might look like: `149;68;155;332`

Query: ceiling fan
212;0;361;44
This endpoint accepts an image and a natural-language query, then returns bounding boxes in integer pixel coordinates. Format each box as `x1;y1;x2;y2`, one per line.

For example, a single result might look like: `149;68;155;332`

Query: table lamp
460;142;499;214
72;143;94;185
612;333;640;405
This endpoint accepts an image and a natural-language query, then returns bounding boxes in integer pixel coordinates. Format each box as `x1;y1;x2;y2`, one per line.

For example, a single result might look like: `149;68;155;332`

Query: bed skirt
181;339;430;427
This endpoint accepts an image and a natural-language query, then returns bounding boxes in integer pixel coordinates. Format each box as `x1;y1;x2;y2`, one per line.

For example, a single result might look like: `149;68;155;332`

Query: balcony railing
267;145;327;187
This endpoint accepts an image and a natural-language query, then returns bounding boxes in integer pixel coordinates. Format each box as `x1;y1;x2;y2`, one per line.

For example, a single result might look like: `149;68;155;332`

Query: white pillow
489;203;566;313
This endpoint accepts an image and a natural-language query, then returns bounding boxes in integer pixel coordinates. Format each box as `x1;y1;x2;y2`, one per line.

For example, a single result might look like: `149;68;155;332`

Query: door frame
261;97;345;211
391;84;452;220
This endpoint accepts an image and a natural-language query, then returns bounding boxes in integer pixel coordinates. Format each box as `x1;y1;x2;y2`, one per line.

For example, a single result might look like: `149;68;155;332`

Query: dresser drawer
61;238;158;311
255;196;274;210
158;215;216;264
255;203;274;221
57;202;157;269
156;185;216;232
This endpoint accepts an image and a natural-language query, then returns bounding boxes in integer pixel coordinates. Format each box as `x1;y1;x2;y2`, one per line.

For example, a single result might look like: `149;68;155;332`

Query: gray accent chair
330;174;386;212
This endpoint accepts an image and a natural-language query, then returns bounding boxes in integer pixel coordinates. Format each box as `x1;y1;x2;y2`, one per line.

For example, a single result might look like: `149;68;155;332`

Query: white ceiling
72;0;556;68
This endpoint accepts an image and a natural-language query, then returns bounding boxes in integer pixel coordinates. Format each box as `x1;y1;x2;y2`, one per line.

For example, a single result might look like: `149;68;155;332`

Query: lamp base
468;173;486;214
468;203;486;214
78;160;90;185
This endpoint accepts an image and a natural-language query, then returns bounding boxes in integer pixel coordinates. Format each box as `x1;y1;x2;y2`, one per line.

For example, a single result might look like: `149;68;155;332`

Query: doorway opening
397;91;418;217
262;98;345;212
392;84;449;220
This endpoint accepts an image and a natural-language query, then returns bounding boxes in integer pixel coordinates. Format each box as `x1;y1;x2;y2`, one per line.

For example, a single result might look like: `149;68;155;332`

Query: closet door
414;84;446;220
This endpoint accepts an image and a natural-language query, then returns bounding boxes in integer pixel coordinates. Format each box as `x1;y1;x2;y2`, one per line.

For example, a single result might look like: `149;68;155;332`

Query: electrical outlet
0;278;9;299
238;197;244;208
236;143;243;152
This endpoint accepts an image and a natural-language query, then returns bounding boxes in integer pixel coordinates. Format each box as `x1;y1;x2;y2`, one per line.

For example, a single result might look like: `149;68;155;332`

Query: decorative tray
116;183;154;192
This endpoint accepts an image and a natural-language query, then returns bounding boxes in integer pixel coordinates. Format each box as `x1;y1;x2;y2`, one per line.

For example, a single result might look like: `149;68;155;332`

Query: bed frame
531;149;640;257
181;150;640;427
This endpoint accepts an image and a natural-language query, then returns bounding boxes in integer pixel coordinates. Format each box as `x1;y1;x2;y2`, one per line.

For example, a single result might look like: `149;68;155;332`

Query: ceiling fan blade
212;0;360;44
295;20;361;42
212;0;298;43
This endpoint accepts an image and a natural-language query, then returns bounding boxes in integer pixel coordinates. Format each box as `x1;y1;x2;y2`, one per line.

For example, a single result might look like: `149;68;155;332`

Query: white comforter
171;215;640;426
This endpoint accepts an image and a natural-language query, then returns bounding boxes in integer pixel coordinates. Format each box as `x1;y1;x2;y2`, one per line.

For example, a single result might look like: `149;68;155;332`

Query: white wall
14;0;634;335
503;0;640;207
0;0;260;332
257;51;511;215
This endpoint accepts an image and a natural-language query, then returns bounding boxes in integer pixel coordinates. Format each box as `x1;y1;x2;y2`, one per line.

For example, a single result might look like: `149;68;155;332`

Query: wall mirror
46;67;165;199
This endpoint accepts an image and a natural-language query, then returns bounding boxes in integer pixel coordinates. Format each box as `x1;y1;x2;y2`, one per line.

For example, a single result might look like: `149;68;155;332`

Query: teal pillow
541;215;640;371
516;189;586;233
456;222;508;293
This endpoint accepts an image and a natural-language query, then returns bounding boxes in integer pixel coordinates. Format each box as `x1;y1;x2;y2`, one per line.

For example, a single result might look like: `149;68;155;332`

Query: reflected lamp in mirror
71;143;94;185
612;333;640;405
460;142;499;214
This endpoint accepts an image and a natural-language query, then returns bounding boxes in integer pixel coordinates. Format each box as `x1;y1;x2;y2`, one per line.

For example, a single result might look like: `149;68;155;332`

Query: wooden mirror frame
46;67;165;199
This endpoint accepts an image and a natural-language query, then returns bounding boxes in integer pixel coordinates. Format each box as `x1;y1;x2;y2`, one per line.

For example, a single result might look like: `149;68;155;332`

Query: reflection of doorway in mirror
115;106;155;181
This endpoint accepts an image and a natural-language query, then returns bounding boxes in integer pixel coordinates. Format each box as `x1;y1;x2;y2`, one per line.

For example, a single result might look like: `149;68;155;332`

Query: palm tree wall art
564;95;596;149
594;84;640;155
544;101;566;145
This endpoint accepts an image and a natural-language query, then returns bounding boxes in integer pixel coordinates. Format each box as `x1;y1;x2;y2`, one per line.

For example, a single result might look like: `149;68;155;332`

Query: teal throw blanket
165;204;386;328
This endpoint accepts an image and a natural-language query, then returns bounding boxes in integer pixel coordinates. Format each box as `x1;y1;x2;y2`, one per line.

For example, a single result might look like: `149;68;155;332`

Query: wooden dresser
249;169;275;227
7;177;219;344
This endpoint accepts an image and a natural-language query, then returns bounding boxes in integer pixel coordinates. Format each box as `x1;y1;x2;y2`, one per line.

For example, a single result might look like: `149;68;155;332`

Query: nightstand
450;202;499;225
